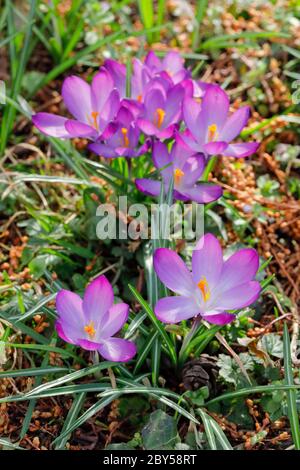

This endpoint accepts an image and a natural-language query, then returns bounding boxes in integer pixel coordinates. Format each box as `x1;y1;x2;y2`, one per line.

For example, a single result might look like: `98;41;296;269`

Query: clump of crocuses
56;275;136;362
32;50;259;205
153;233;261;326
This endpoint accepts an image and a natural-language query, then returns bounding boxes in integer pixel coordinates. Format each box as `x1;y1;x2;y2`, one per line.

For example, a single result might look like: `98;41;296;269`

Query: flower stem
202;155;217;181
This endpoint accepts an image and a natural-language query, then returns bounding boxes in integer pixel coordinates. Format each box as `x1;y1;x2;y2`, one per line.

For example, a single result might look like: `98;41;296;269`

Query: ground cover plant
0;0;300;451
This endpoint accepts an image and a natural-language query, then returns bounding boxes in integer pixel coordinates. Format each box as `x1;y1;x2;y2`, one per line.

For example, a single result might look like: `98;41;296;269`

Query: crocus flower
55;275;136;362
136;81;185;139
182;85;260;158
154;233;261;325
103;58;152;103
89;106;150;158
32;70;120;141
135;139;222;203
144;51;190;84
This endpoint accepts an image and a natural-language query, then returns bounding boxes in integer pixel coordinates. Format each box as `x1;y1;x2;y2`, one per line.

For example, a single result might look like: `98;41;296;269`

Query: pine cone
182;355;218;394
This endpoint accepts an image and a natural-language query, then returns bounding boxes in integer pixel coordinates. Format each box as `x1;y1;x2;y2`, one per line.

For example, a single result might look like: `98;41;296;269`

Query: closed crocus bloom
135;138;222;203
32;70;120;141
55;275;136;362
182;85;259;158
153;234;261;326
144;51;190;84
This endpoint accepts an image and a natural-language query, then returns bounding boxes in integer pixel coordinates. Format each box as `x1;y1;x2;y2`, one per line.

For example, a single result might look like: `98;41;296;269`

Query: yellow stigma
174;168;184;185
197;277;210;302
208;123;217;142
195;97;202;104
121;127;130;147
84;321;96;338
137;94;142;103
155;108;165;128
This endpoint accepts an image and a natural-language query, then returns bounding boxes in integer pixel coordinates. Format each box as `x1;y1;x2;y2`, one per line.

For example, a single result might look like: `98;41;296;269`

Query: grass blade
283;323;300;450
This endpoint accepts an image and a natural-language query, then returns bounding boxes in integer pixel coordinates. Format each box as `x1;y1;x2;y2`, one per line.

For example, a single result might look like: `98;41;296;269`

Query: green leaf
128;284;177;367
142;410;178;450
283;324;300;450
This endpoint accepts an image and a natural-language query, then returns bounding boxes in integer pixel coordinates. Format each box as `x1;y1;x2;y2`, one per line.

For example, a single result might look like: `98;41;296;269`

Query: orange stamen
121;127;130;147
84;321;96;338
90;111;99;130
174;168;184;185
155;108;165;129
208;123;217;142
197;277;210;302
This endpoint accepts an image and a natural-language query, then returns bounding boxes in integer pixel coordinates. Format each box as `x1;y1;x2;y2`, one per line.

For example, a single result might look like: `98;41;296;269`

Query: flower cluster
38;52;262;361
32;51;259;205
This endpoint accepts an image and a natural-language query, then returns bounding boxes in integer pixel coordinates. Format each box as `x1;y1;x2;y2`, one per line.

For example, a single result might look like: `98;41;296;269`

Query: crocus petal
203;141;228;155
32;113;70;138
219;248;259;292
56;321;75;344
98;338;136;362
65;120;98;139
154;248;194;296
156;125;177;140
165;84;185;124
100;303;129;338
180;155;205;186
183;98;201;138
201;312;235;325
179;183;223;203
192;233;223;289
89;142;118;158
82;275;114;325
222;142;260;158
99;89;120;128
135;178;162;197
144;51;161;70
56;290;84;324
219;106;250;142
62;76;91;122
163;51;184;75
103;59;127;98
91;69;114;112
200;85;230;130
77;339;102;351
152;141;173;182
213;281;261;310
136;119;158;136
178;129;203;153
155;296;200;323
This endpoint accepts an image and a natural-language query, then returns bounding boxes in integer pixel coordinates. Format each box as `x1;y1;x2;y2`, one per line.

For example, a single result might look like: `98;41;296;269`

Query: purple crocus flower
89;106;150;158
32;70;120;141
182;85;260;158
135;139;222;203
154;233;261;325
144;51;190;84
103;58;151;103
55;275;136;362
136;81;185;139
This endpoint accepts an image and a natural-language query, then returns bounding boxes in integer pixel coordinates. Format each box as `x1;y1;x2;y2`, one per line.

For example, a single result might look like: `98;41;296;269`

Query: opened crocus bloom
135;138;222;203
181;85;259;158
89;105;150;158
136;80;185;139
154;233;261;325
32;70;120;141
55;275;136;362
